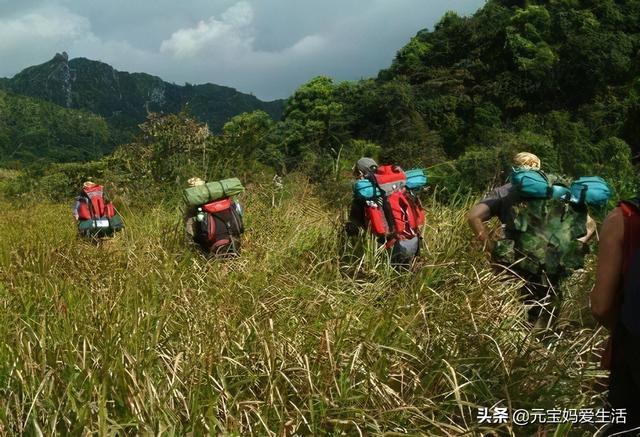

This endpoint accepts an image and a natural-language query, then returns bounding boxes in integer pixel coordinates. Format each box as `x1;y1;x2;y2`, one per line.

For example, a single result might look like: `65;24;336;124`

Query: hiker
467;152;598;325
72;181;123;238
183;176;245;258
183;177;206;241
591;197;640;435
346;156;426;267
347;157;379;233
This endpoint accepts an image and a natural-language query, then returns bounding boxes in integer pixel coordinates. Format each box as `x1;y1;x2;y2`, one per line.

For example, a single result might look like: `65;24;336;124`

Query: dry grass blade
0;177;607;435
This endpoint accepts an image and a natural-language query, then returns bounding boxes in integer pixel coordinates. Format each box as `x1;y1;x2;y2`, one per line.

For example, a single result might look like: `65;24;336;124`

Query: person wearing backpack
183;176;245;258
346;157;379;232
72;181;123;238
467;152;598;325
346;156;426;267
183;177;206;240
591;198;640;435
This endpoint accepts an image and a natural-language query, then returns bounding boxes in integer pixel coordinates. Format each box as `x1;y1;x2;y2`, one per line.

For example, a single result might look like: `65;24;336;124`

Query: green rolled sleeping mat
183;178;245;207
78;215;124;237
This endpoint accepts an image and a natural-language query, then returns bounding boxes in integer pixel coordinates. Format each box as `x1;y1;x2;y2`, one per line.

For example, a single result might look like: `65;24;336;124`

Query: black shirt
480;183;520;238
349;197;367;229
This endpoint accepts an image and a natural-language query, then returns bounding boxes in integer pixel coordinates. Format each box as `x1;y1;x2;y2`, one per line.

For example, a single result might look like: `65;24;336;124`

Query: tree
506;5;557;80
221;110;274;175
277;76;350;174
111;112;211;186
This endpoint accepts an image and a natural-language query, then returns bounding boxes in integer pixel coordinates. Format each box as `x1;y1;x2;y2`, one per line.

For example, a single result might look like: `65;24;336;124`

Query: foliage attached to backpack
494;169;601;276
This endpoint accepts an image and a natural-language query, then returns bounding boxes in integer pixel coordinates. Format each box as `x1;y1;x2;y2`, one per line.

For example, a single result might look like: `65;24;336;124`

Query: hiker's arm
184;216;196;239
468;203;493;252
577;215;597;244
590;208;624;330
71;198;81;220
345;199;366;237
349;198;366;229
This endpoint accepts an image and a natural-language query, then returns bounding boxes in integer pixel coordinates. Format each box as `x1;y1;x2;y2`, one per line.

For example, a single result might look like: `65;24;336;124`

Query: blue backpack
353;179;382;200
354;168;428;199
405;168;428;191
510;169;551;199
551;184;571;201
569;177;611;207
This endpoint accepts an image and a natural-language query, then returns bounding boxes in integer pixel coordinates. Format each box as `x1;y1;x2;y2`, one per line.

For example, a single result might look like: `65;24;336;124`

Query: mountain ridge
0;53;285;139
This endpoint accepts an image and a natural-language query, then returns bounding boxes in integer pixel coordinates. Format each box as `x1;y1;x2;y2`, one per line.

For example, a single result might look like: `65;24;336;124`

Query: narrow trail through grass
0;178;607;435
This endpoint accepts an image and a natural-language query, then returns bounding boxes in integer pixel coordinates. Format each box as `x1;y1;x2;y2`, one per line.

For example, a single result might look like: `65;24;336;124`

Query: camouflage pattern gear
493;198;588;277
493;239;515;265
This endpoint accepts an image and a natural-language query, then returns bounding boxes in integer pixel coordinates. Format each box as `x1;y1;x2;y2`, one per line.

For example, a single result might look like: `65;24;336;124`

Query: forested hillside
374;0;640;190
187;0;638;198
0;53;284;157
0;90;110;166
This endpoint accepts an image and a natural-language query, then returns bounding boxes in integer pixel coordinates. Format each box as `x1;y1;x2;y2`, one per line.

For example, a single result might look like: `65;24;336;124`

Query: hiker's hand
472;231;494;253
473;236;494;254
483;239;495;254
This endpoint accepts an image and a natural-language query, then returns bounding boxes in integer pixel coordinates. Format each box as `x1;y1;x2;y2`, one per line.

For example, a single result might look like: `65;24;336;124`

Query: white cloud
156;1;330;94
160;2;254;58
0;0;486;100
221;1;253;27
0;6;93;78
0;6;89;48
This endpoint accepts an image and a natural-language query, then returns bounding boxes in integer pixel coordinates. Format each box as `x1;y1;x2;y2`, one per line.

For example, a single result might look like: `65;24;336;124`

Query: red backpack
620;200;640;336
363;165;425;248
77;185;116;220
194;197;244;256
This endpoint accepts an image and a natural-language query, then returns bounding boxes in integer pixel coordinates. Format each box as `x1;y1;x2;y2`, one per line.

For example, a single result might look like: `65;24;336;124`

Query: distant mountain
1;53;285;142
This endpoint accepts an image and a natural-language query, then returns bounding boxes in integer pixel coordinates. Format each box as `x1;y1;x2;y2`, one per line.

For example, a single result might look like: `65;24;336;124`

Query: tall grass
0;176;607;435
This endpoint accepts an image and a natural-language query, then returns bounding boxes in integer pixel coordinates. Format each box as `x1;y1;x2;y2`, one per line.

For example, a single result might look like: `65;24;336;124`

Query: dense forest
0;90;110;165
0;53;284;162
230;0;640;197
3;0;639;201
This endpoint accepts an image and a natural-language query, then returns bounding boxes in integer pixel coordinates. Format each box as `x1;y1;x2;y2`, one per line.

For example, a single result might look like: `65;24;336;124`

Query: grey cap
354;157;378;175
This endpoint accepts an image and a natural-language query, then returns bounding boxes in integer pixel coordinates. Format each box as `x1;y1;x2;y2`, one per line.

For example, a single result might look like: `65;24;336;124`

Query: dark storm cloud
0;0;485;100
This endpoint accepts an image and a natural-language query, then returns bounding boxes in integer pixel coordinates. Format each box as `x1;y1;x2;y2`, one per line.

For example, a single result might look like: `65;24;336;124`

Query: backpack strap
82;185;106;218
78;195;92;218
404;191;423;236
365;173;396;235
384;190;424;249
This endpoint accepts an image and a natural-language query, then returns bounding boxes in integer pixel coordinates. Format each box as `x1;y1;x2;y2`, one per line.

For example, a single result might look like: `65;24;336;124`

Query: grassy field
0;177;608;435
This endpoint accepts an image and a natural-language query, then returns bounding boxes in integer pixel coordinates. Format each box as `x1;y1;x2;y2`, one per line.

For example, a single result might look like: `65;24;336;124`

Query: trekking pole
418;160;458;183
423;159;457;171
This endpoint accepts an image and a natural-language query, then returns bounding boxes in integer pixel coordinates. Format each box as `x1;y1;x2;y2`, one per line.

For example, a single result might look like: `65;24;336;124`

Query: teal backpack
510;169;551;199
353;179;382;200
405;168;428;191
570;177;611;207
353;168;427;199
551;184;571;200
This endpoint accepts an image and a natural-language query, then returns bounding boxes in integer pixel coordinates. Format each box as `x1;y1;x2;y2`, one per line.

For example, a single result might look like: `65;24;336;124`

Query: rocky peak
53;52;69;63
3;53;284;133
7;52;74;107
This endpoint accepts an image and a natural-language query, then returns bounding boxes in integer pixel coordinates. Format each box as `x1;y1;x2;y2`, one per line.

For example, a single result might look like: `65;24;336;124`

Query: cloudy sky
0;0;485;100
